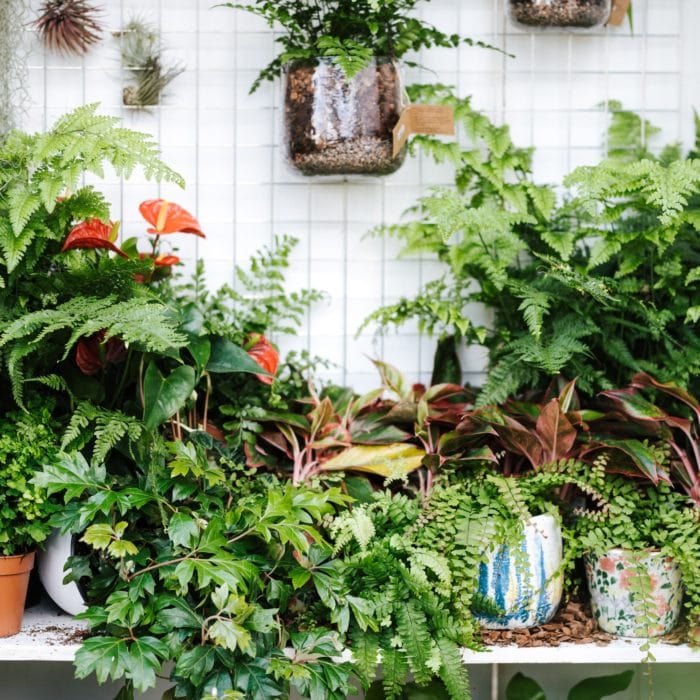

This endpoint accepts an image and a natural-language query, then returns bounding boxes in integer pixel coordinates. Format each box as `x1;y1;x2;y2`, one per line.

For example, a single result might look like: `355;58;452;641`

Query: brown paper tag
607;0;631;26
392;105;455;157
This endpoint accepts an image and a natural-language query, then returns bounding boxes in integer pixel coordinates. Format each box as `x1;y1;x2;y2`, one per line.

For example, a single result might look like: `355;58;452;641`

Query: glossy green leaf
143;362;196;431
506;672;546;700
206;335;270;376
568;670;634;700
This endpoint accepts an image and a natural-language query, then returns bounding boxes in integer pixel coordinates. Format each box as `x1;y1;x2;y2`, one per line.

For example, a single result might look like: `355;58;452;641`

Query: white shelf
1;601;86;662
462;639;700;665
4;602;699;665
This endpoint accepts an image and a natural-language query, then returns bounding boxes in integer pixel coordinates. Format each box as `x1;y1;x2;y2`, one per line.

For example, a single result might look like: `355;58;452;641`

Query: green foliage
37;447;363;699
220;0;499;91
505;670;634;700
0;399;60;555
363;87;700;402
332;491;470;699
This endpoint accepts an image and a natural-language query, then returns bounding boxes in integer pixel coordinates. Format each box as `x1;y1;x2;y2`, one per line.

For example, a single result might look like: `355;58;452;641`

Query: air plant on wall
35;0;104;56
119;18;183;108
0;0;29;137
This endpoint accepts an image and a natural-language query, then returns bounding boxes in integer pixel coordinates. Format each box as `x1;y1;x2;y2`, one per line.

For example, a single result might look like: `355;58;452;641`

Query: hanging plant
118;18;184;108
34;0;103;56
0;0;29;137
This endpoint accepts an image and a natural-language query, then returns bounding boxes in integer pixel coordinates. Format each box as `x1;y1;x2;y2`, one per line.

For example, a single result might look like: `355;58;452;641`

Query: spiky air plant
0;0;29;137
35;0;104;56
119;18;184;108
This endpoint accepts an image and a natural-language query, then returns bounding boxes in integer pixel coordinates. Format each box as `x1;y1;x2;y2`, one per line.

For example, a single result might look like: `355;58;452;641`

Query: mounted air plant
118;18;183;108
35;0;103;56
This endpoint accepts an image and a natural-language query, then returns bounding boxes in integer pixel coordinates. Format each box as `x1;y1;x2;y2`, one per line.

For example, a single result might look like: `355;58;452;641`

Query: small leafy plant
220;0;498;91
0;399;60;555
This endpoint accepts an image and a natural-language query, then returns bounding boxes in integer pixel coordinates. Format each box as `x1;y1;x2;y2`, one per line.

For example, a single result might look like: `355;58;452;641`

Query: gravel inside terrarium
290;136;400;176
509;0;609;27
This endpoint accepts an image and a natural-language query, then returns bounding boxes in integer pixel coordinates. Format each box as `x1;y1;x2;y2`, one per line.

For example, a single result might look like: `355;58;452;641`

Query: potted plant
573;474;698;644
505;670;634;700
506;0;612;31
0;400;60;636
221;0;493;176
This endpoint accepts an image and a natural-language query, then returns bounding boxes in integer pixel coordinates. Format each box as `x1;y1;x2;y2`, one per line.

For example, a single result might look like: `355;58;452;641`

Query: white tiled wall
23;0;700;391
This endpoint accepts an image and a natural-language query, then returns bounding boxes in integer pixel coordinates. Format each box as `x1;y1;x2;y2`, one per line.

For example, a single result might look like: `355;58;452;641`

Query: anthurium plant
220;0;498;91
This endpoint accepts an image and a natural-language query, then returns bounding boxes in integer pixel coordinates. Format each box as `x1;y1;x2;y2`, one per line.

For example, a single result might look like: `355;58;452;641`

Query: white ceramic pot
585;548;683;637
38;529;87;616
477;513;563;629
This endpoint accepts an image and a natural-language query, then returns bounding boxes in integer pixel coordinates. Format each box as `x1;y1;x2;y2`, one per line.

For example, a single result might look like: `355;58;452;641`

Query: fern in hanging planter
118;18;184;108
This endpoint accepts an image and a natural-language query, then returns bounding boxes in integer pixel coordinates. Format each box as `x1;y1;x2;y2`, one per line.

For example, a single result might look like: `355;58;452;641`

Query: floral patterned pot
477;513;563;629
585;548;683;637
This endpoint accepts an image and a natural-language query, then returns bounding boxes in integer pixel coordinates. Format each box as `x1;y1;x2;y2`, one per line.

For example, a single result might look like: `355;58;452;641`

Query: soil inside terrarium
509;0;610;28
284;60;405;176
480;600;687;647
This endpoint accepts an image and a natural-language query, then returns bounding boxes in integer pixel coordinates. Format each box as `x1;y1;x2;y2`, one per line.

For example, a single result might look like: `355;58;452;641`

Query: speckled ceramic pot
477;513;563;629
585;548;683;637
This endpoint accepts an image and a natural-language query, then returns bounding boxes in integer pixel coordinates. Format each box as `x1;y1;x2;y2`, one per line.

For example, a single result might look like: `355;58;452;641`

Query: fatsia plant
362;86;700;403
35;447;370;700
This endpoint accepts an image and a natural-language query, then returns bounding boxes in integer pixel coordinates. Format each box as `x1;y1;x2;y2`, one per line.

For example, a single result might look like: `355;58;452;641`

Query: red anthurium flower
246;334;279;385
154;254;181;266
139;199;205;237
62;219;127;258
75;331;127;375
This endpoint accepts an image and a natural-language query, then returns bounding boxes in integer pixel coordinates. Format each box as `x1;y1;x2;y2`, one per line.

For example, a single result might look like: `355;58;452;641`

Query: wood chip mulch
479;600;687;648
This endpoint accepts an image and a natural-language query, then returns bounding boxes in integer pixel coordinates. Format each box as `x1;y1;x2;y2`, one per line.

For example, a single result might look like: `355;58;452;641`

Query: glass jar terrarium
506;0;611;30
283;57;406;177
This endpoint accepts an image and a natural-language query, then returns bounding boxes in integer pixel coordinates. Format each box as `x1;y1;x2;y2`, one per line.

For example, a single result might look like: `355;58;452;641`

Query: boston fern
331;491;471;700
362;85;700;403
220;0;496;91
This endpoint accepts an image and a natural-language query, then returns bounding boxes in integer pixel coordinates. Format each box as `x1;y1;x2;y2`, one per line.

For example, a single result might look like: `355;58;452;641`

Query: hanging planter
506;0;611;30
38;529;87;616
477;513;564;629
585;548;683;637
284;57;406;177
0;552;35;637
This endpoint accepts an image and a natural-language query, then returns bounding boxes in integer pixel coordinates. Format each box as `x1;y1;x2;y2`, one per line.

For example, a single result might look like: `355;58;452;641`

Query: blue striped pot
477;513;563;629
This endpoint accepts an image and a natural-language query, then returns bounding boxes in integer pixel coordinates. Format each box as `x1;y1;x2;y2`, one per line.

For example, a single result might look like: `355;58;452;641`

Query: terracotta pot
477;513;563;629
585;548;683;637
0;552;35;637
